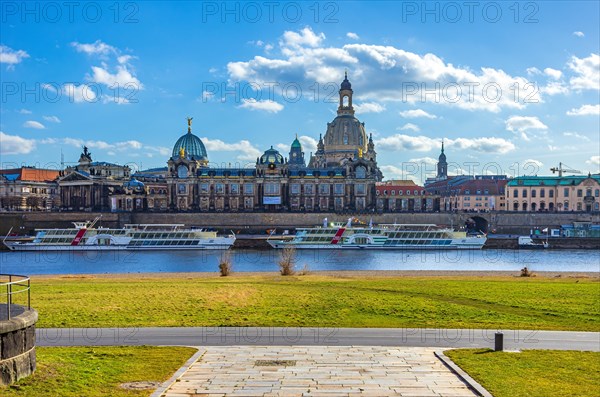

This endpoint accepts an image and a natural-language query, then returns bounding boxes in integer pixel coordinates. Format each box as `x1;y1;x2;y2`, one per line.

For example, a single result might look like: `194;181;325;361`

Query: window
586;188;592;197
304;184;314;194
577;202;582;211
291;184;300;195
540;189;545;198
564;188;569;197
177;165;188;178
532;189;536;198
577;189;583;197
215;183;224;194
230;183;239;194
549;190;554;198
399;190;403;196
244;183;254;195
391;190;395;196
595;189;600;197
355;166;366;179
334;183;344;195
356;184;366;195
465;190;470;195
513;190;518;198
178;184;186;194
484;189;489;195
265;183;279;194
318;184;330;195
383;190;388;196
522;189;527;198
414;190;418;195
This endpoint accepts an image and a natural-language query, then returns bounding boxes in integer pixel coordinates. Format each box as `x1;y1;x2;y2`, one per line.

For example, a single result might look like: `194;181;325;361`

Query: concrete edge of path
150;347;205;397
435;350;494;397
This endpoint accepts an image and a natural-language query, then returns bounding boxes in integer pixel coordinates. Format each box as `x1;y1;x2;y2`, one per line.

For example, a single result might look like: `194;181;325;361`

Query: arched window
522;202;528;211
355;166;366;179
177;165;188;178
343;95;349;107
513;202;519;211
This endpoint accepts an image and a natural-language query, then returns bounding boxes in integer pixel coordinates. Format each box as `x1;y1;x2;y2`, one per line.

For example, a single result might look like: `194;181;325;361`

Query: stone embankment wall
0;308;37;385
0;211;598;236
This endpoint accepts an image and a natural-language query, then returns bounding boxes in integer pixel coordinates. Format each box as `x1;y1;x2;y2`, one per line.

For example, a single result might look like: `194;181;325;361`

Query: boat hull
267;240;486;250
3;240;235;251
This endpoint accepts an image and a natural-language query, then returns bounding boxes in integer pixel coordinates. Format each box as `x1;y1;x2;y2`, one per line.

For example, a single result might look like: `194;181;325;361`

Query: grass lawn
446;349;600;397
27;274;599;330
0;346;196;396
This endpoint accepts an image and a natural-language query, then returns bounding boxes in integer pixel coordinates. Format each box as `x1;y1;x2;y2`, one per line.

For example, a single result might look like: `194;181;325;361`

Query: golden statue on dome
187;117;193;133
179;147;185;158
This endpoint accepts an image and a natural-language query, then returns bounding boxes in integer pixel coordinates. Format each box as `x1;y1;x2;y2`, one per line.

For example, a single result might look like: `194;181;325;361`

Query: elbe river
1;249;598;275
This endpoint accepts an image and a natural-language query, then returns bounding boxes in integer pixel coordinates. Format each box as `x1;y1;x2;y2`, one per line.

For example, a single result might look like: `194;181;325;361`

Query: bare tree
278;246;297;276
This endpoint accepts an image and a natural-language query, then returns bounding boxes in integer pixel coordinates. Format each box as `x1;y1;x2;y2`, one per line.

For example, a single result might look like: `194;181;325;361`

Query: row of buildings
2;74;599;213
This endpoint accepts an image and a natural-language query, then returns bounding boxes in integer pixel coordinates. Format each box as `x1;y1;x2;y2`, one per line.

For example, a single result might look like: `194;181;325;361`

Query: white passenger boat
3;217;235;251
267;219;485;250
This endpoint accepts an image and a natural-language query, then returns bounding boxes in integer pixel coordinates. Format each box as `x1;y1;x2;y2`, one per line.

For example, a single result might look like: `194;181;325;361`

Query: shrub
219;251;233;276
278;246;297;276
520;266;535;277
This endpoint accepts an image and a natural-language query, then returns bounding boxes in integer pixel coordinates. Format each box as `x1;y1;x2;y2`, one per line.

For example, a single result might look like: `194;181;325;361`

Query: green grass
0;346;196;397
29;274;600;330
446;349;600;397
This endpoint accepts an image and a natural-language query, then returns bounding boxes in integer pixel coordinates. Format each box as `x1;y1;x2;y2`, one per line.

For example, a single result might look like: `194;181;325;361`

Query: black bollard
494;332;504;351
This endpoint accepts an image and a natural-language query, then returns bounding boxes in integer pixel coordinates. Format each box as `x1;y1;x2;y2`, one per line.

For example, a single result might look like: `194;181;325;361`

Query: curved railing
0;274;31;320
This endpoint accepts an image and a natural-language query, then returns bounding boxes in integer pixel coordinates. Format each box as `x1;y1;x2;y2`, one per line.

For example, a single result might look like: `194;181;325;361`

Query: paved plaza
159;346;478;397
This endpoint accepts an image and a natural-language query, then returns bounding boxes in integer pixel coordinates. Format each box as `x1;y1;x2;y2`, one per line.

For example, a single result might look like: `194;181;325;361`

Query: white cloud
376;134;438;152
354;102;385;114
347;32;360;40
407;157;437;166
523;159;543;168
587;155;600;166
376;134;514;154
23;120;45;129
566;104;600;116
379;165;421;183
526;67;541;76
541;81;569;96
399;109;436;119
63;83;97;103
0;132;36;155
298;135;318;153
398;123;420;132
0;45;29;68
89;65;143;89
202;137;262;161
202;90;215;101
563;131;590;141
227;27;541;112
238;99;284;113
71;40;117;56
17;109;31;114
280;26;326;50
573;31;585;38
450;137;515;154
505;116;548;140
544;68;562;79
42;115;61;123
568;53;600;90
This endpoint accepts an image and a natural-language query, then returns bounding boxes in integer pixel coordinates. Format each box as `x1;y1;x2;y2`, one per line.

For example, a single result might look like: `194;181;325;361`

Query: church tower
288;134;306;168
338;71;354;116
437;141;448;179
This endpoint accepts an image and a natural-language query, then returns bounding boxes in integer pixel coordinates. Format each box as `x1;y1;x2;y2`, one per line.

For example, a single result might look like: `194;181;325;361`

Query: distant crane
550;162;581;177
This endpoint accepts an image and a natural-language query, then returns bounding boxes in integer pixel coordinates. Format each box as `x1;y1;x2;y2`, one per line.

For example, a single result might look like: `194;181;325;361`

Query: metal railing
0;274;31;320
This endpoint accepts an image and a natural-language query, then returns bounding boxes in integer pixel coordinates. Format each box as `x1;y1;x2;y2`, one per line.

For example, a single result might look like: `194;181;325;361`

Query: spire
441;140;444;154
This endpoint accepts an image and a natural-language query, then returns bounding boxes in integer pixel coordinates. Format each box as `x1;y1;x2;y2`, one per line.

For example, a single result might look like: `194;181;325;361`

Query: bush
278;246;297;276
520;266;535;277
219;251;232;276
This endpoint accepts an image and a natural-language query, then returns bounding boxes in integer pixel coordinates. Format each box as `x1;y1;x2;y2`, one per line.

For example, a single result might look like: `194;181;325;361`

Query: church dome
260;146;284;164
324;115;367;148
291;136;302;149
172;131;208;161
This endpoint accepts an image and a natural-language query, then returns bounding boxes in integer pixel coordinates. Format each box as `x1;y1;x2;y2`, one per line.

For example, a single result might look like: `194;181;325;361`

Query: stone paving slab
160;346;478;397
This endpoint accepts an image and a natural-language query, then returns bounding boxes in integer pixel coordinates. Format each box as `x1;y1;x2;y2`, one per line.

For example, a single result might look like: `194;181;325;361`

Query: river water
1;249;598;275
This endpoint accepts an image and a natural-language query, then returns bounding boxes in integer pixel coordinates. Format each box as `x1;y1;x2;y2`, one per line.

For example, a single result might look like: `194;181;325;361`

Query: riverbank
26;273;600;330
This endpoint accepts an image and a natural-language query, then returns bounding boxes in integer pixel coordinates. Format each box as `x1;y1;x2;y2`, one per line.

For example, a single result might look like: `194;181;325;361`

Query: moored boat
267;219;485;250
3;217;235;251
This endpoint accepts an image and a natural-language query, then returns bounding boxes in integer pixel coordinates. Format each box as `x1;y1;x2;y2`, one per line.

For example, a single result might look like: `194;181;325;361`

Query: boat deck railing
0;274;31;320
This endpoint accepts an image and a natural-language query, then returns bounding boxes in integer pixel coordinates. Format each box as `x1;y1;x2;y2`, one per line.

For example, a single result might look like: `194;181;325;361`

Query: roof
172;131;208;160
90;161;125;167
0;167;60;182
507;175;600;187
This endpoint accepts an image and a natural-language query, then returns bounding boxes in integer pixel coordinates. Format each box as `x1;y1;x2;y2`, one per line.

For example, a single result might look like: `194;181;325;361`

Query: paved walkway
159;346;478;397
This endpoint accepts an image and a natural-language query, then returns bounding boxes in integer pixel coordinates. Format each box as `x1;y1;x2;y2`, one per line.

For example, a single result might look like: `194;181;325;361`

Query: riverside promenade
37;327;599;396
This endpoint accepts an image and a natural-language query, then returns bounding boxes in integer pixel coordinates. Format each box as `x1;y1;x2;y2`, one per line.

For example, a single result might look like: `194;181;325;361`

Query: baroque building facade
156;74;383;212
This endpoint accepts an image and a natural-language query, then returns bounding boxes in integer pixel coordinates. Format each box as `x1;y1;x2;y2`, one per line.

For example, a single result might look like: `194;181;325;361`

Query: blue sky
1;1;599;182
